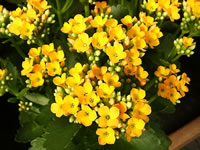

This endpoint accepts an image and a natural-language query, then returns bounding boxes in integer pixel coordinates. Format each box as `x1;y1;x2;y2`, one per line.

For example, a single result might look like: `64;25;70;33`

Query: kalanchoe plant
0;0;198;150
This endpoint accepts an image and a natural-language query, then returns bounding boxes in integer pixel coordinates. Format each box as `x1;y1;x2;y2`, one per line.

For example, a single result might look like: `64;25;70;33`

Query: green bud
127;102;132;109
115;66;121;72
69;116;74;123
127;95;131;101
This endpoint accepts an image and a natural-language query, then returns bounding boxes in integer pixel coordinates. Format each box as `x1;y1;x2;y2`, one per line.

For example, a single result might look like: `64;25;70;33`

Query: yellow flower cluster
21;43;65;87
145;0;181;21
0;5;9;36
51;62;151;145
155;64;190;104
7;0;54;44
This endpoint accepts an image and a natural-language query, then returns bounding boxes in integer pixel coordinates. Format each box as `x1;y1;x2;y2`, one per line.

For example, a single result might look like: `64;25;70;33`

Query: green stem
159;59;170;66
144;77;157;91
62;0;74;13
148;94;158;104
171;54;182;63
10;38;26;59
56;0;63;27
84;3;90;17
121;0;125;5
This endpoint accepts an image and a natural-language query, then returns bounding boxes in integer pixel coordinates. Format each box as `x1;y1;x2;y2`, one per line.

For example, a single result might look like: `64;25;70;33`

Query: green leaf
7;97;18;103
105;126;171;150
25;93;49;106
17;87;29;98
111;5;129;20
43;117;81;150
15;122;44;143
151;97;176;114
29;137;47;150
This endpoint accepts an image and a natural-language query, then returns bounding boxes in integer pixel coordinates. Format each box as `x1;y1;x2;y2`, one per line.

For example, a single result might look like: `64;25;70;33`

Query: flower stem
84;3;90;17
148;94;158;104
171;54;182;63
121;0;125;5
144;77;157;91
56;0;63;27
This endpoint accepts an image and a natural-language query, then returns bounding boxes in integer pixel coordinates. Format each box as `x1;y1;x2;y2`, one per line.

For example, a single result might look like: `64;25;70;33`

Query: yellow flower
97;83;114;98
96;128;116;145
87;91;100;107
146;0;158;12
121;15;136;26
130;88;146;103
127;25;145;39
20;22;35;36
69;14;87;34
91;16;107;28
8;18;23;35
32;59;45;73
46;62;61;76
0;69;7;80
167;88;181;103
177;80;189;97
29;72;44;87
62;95;79;114
114;102;130;121
76;105;97;127
73;33;92;53
103;73;121;87
49;50;65;62
164;75;178;88
106;42;126;64
28;48;41;58
97;106;119;128
42;43;54;55
181;73;190;84
53;73;66;87
74;81;93;104
66;73;84;88
51;95;65;117
109;25;126;41
182;36;194;47
158;83;170;98
169;64;180;74
123;48;141;66
21;58;34;76
61;22;72;34
92;32;109;49
11;8;23;17
155;66;170;81
133;102;151;122
26;8;37;20
124;64;137;76
135;66;149;86
158;0;170;10
27;0;51;13
0;5;3;12
90;65;107;80
167;5;180;22
133;37;146;50
126;117;145;140
69;63;85;76
141;14;157;27
105;19;118;28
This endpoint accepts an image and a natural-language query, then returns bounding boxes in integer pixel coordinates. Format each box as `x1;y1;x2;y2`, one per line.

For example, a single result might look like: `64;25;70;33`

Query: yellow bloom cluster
7;0;54;44
186;0;200;18
51;62;152;145
49;2;160;145
21;43;65;87
144;0;181;21
155;64;190;104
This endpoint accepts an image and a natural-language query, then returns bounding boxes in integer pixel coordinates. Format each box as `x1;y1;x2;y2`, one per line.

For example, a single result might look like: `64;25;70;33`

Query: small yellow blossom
168;88;181;103
66;74;84;88
103;73;121;87
130;88;146;103
109;25;126;41
133;102;151;122
0;69;7;80
124;64;137;76
62;95;79;114
127;25;145;39
11;8;23;17
146;0;158;12
136;66;149;86
158;83;170;98
164;75;178;87
76;105;97;126
167;5;180;22
90;65;107;80
29;72;44;87
91;16;107;28
97;83;114;98
106;43;126;64
87;91;100;107
105;19;118;28
49;50;65;62
21;58;34;76
20;22;35;36
53;73;66;87
73;33;92;53
46;62;62;76
123;48;141;66
97;106;119;128
69;63;86;76
61;22;72;34
42;43;55;55
8;18;23;35
169;64;180;74
28;48;41;58
114;102;130;121
121;15;136;26
92;32;109;49
96;128;116;145
182;36;194;47
155;66;170;81
51;95;65;117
